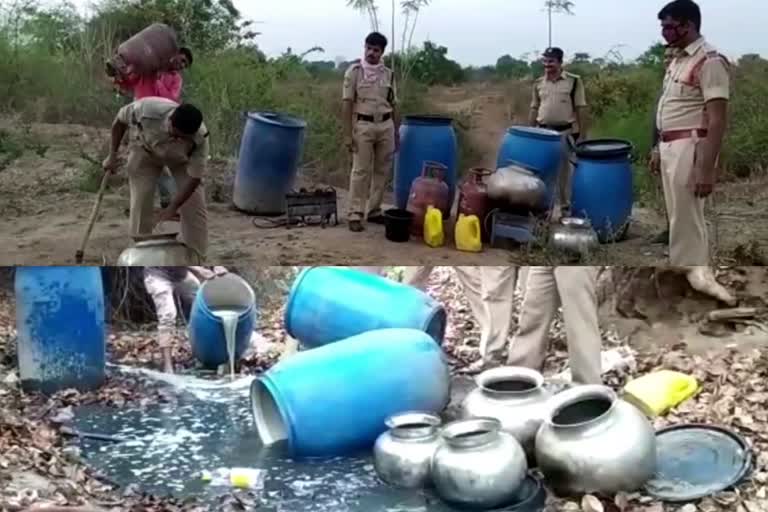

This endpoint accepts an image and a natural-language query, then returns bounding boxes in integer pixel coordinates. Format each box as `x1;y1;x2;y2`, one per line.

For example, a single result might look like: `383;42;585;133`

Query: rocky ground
1;267;768;511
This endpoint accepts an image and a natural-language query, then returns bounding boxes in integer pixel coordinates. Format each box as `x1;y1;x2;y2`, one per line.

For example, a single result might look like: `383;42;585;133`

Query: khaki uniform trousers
659;137;709;265
143;270;200;348
508;266;601;385
348;118;395;221
402;266;518;361
126;147;209;259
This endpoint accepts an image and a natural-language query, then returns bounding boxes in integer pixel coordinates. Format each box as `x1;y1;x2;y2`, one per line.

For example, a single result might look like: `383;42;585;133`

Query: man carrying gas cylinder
528;47;589;219
342;32;401;232
143;266;228;373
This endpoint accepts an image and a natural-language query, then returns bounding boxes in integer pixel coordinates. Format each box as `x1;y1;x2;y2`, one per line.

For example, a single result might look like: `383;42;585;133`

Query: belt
660;129;708;143
357;113;392;123
539;123;573;132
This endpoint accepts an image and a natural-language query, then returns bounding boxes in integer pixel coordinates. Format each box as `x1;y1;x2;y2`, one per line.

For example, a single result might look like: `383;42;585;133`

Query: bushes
586;61;768;178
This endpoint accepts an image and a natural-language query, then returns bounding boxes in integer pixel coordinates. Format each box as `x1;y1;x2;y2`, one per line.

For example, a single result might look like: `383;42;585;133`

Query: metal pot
549;217;599;255
431;418;528;510
373;411;442;489
117;232;202;266
460;367;552;461
534;385;657;496
486;164;546;209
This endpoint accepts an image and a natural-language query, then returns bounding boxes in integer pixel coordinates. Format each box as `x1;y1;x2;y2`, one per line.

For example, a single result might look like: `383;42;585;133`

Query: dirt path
1;109;766;265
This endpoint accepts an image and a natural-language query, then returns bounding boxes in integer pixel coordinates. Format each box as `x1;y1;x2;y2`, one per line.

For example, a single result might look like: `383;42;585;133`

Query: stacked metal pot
372;366;658;510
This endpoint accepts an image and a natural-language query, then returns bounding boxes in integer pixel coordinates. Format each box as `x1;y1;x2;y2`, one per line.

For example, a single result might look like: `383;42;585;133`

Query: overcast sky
71;0;767;65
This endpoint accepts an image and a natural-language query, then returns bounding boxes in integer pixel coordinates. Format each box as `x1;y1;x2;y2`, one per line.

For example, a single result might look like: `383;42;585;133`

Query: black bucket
384;209;413;243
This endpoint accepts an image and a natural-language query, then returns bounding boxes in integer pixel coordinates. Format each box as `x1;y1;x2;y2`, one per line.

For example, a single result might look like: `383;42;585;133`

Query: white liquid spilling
212;309;241;380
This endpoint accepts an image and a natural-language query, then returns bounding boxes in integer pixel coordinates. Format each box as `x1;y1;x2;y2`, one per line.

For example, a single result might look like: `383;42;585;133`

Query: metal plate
444;473;546;512
645;424;753;502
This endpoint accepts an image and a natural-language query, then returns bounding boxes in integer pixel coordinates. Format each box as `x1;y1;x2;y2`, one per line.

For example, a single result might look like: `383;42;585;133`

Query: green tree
495;54;529;78
390;41;464;85
636;42;666;68
90;0;257;52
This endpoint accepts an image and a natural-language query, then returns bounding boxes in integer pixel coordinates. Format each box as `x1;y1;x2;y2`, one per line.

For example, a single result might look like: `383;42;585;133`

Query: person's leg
143;271;179;373
173;271;202;322
661;138;709;265
554;266;602;385
170;168;208;261
367;120;396;223
506;267;558;370
401;266;435;291
347;121;376;231
478;266;518;361
126;149;162;236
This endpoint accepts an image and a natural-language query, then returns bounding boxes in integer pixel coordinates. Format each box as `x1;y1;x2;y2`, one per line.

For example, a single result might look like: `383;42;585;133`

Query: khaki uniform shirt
342;62;397;119
116;97;210;179
531;71;587;127
656;37;730;132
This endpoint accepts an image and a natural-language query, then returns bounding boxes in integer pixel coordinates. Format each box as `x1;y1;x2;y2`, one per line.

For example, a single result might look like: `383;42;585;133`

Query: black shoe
651;230;669;245
367;209;386;225
349;220;365;232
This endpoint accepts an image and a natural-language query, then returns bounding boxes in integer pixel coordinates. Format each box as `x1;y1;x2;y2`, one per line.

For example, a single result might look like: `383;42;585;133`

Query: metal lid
450;473;545;511
645;424;753;502
575;138;634;159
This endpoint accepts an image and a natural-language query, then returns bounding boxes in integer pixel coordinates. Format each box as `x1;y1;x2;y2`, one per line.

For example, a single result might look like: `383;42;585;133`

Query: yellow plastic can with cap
455;214;482;252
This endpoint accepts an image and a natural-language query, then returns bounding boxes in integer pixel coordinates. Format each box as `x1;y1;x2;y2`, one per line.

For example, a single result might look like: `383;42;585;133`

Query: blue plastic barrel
571;139;634;242
496;126;564;210
233;111;307;215
395;116;458;211
284;267;446;348
251;328;450;457
15;267;105;394
189;273;257;368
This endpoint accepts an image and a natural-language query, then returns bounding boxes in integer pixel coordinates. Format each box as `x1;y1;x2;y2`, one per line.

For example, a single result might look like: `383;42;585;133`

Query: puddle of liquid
212;309;241;379
72;370;466;511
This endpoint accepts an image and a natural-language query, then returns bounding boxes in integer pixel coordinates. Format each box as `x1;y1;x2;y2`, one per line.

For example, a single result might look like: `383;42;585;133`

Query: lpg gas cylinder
109;23;179;77
458;167;492;241
406;161;450;237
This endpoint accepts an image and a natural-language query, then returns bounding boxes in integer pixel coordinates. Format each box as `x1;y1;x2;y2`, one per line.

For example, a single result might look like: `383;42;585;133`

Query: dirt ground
1;85;767;265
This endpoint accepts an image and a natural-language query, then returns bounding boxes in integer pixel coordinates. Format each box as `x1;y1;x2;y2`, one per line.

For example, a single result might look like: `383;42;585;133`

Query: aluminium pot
431;417;528;510
373;411;442;489
460;367;552;461
534;385;657;496
549;217;599;255
486;163;547;209
117;232;202;266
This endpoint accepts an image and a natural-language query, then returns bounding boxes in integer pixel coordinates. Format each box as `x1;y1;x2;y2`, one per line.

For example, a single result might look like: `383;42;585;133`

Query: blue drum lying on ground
496;126;564;210
395;115;458;212
15;267;106;394
189;273;257;368
570;139;634;242
284;267;447;348
233;111;307;215
250;328;451;457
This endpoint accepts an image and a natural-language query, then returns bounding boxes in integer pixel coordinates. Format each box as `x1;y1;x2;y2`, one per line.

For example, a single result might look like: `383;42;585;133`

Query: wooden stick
75;173;109;264
706;307;760;322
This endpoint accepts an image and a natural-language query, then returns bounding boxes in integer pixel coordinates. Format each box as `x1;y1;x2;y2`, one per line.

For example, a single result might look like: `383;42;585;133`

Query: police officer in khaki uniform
649;45;683;245
654;0;729;266
103;97;210;260
399;266;519;373
507;266;602;385
529;47;588;217
342;32;400;232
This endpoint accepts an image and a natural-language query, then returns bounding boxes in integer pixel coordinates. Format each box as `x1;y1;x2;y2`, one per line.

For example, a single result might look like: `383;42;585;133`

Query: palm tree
346;0;380;31
544;0;575;48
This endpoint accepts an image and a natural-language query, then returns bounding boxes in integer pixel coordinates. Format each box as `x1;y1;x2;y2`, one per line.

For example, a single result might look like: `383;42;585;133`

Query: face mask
662;24;688;46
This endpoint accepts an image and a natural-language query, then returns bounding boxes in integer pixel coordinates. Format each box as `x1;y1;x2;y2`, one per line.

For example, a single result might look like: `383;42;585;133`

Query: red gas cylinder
406;161;451;237
108;23;179;77
458;167;493;241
